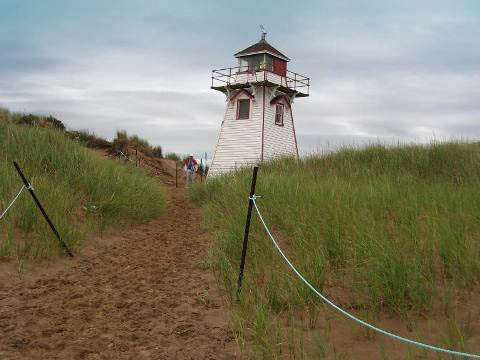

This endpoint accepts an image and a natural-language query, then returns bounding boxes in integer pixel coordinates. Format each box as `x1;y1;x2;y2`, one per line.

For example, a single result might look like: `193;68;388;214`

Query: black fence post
175;162;178;188
13;162;74;257
237;166;259;299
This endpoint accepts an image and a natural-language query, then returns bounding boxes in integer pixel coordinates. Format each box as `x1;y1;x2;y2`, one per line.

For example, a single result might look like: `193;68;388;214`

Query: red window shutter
273;58;287;77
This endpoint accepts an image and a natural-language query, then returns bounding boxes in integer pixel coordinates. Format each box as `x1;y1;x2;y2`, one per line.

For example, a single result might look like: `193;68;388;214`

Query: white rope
119;151;133;162
0;185;25;220
250;196;480;359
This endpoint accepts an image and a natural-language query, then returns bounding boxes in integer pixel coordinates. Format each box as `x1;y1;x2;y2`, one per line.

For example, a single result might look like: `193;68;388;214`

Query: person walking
183;154;198;188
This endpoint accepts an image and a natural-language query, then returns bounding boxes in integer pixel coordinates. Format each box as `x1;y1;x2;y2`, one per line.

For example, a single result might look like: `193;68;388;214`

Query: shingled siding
262;98;297;161
209;90;263;176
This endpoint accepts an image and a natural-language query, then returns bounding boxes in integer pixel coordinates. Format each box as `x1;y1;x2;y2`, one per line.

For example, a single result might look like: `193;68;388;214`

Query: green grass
111;130;162;158
165;152;182;162
0;123;166;261
190;141;480;358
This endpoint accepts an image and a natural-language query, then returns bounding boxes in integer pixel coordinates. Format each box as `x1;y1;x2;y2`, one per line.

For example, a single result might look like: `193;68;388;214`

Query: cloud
0;0;479;158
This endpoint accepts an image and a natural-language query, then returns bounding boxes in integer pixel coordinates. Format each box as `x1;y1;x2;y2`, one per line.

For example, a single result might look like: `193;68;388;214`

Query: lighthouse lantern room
209;31;310;176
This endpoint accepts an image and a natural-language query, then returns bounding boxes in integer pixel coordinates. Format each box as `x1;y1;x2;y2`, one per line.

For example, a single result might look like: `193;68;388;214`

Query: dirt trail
0;159;240;359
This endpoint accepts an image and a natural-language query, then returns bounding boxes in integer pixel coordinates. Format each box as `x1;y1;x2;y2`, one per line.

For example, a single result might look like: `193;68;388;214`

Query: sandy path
0;169;239;359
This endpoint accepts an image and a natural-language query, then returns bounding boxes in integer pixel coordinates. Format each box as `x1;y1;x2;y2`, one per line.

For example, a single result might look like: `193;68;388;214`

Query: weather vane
260;25;267;40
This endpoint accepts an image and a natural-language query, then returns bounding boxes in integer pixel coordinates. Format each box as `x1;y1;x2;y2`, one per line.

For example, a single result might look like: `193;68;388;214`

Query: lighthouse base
209;86;298;177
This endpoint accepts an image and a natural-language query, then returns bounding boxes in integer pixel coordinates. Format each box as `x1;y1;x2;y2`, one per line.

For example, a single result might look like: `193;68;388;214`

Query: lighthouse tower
208;31;309;176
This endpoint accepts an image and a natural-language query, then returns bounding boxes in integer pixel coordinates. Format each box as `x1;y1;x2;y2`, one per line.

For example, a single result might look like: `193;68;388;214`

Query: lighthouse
209;31;310;176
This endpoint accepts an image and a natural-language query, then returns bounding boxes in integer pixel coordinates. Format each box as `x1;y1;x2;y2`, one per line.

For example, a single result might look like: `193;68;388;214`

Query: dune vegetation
0;120;166;262
190;142;480;358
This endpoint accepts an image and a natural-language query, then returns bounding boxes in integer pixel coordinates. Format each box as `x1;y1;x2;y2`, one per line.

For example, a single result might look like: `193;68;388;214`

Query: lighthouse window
275;104;284;126
239;58;248;72
237;99;250;120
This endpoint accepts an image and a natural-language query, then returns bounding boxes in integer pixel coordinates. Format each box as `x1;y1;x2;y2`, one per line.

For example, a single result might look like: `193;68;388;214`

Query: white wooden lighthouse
208;31;310;176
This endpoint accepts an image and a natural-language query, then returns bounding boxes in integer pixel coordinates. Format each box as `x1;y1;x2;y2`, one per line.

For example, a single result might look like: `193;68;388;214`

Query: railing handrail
211;66;310;95
213;67;310;80
286;69;309;80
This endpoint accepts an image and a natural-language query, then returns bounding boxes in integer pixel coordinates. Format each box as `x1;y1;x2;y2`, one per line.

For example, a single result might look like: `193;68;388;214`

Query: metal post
200;158;203;183
12;161;74;257
237;166;259;298
175;162;178;188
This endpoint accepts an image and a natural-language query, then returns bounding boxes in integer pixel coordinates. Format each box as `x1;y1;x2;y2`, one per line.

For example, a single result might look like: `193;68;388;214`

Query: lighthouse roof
234;39;290;62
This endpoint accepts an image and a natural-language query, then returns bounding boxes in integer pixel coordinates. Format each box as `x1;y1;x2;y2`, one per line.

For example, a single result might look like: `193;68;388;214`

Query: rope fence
0;185;25;220
250;195;480;359
119;151;134;162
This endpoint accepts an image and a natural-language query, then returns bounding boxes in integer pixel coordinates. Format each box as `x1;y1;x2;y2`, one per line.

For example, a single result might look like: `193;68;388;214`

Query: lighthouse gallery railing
211;66;310;96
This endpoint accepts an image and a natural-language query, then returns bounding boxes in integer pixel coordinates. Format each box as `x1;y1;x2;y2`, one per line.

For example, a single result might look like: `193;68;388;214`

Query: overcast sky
1;0;479;157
